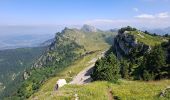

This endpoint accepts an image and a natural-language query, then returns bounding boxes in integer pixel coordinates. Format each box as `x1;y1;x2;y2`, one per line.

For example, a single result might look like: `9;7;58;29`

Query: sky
0;0;170;29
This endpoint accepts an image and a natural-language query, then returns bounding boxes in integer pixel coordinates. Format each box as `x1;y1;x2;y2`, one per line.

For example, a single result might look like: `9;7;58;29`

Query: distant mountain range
0;34;54;50
141;27;170;35
0;25;169;50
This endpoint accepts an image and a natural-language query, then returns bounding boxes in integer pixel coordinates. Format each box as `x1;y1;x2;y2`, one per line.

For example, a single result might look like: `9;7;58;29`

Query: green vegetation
0;47;45;96
29;27;169;100
2;27;116;99
30;79;170;100
91;53;120;82
0;47;46;85
8;42;83;99
29;51;102;100
120;60;131;79
2;26;169;100
91;26;169;82
128;30;166;46
29;49;170;100
162;39;170;66
136;45;168;81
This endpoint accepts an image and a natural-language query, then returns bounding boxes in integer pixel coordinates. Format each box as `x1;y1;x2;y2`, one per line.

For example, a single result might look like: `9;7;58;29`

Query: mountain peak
81;24;97;32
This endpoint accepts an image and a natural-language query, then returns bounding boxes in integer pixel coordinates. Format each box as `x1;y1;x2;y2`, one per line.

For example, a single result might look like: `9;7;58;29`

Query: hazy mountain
141;27;170;35
0;25;59;50
81;24;97;32
0;34;55;50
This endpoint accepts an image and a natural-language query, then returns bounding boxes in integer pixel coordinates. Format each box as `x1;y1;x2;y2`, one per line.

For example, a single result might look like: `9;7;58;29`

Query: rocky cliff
113;27;151;59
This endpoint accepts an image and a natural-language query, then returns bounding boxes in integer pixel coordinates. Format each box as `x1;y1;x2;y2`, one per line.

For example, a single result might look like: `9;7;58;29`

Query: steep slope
0;47;46;94
4;26;116;99
33;26;115;68
0;47;46;99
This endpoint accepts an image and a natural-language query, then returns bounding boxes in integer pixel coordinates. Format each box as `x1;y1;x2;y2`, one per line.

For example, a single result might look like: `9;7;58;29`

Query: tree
120;60;130;79
139;45;167;80
91;53;120;82
164;34;169;37
118;26;137;34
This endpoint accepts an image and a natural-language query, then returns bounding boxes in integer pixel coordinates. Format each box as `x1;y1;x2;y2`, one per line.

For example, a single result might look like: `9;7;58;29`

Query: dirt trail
69;63;95;85
108;89;114;100
69;51;105;85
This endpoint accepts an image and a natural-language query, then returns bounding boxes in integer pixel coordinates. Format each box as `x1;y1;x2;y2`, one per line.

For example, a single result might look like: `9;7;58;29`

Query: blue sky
0;0;170;29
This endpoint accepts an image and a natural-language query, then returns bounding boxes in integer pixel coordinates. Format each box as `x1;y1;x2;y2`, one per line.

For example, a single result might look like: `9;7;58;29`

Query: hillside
29;51;170;100
33;27;114;68
3;25;116;99
29;26;170;100
0;47;46;97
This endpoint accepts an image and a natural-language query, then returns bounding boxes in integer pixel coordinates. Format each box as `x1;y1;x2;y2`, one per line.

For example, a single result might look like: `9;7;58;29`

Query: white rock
56;79;67;88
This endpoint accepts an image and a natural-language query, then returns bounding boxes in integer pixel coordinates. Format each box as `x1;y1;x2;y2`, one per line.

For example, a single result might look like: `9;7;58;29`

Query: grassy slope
30;50;170;100
62;29;113;52
128;31;167;46
29;30;170;100
51;80;170;100
29;51;103;100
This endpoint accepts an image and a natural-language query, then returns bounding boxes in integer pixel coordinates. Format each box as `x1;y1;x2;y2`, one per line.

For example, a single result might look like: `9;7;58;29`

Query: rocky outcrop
23;71;30;80
113;30;150;59
81;24;97;33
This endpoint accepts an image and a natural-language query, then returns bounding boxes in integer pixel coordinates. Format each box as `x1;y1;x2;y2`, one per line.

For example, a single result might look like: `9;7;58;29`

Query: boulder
54;79;67;90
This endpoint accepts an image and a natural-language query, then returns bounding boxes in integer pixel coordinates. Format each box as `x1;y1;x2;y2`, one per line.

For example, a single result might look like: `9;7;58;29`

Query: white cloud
135;12;170;19
135;14;155;19
157;12;169;18
84;17;170;29
133;8;139;12
83;12;170;29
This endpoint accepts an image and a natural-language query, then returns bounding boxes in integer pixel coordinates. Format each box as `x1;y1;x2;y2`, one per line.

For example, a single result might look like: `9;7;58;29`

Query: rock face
81;24;97;33
113;30;150;59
